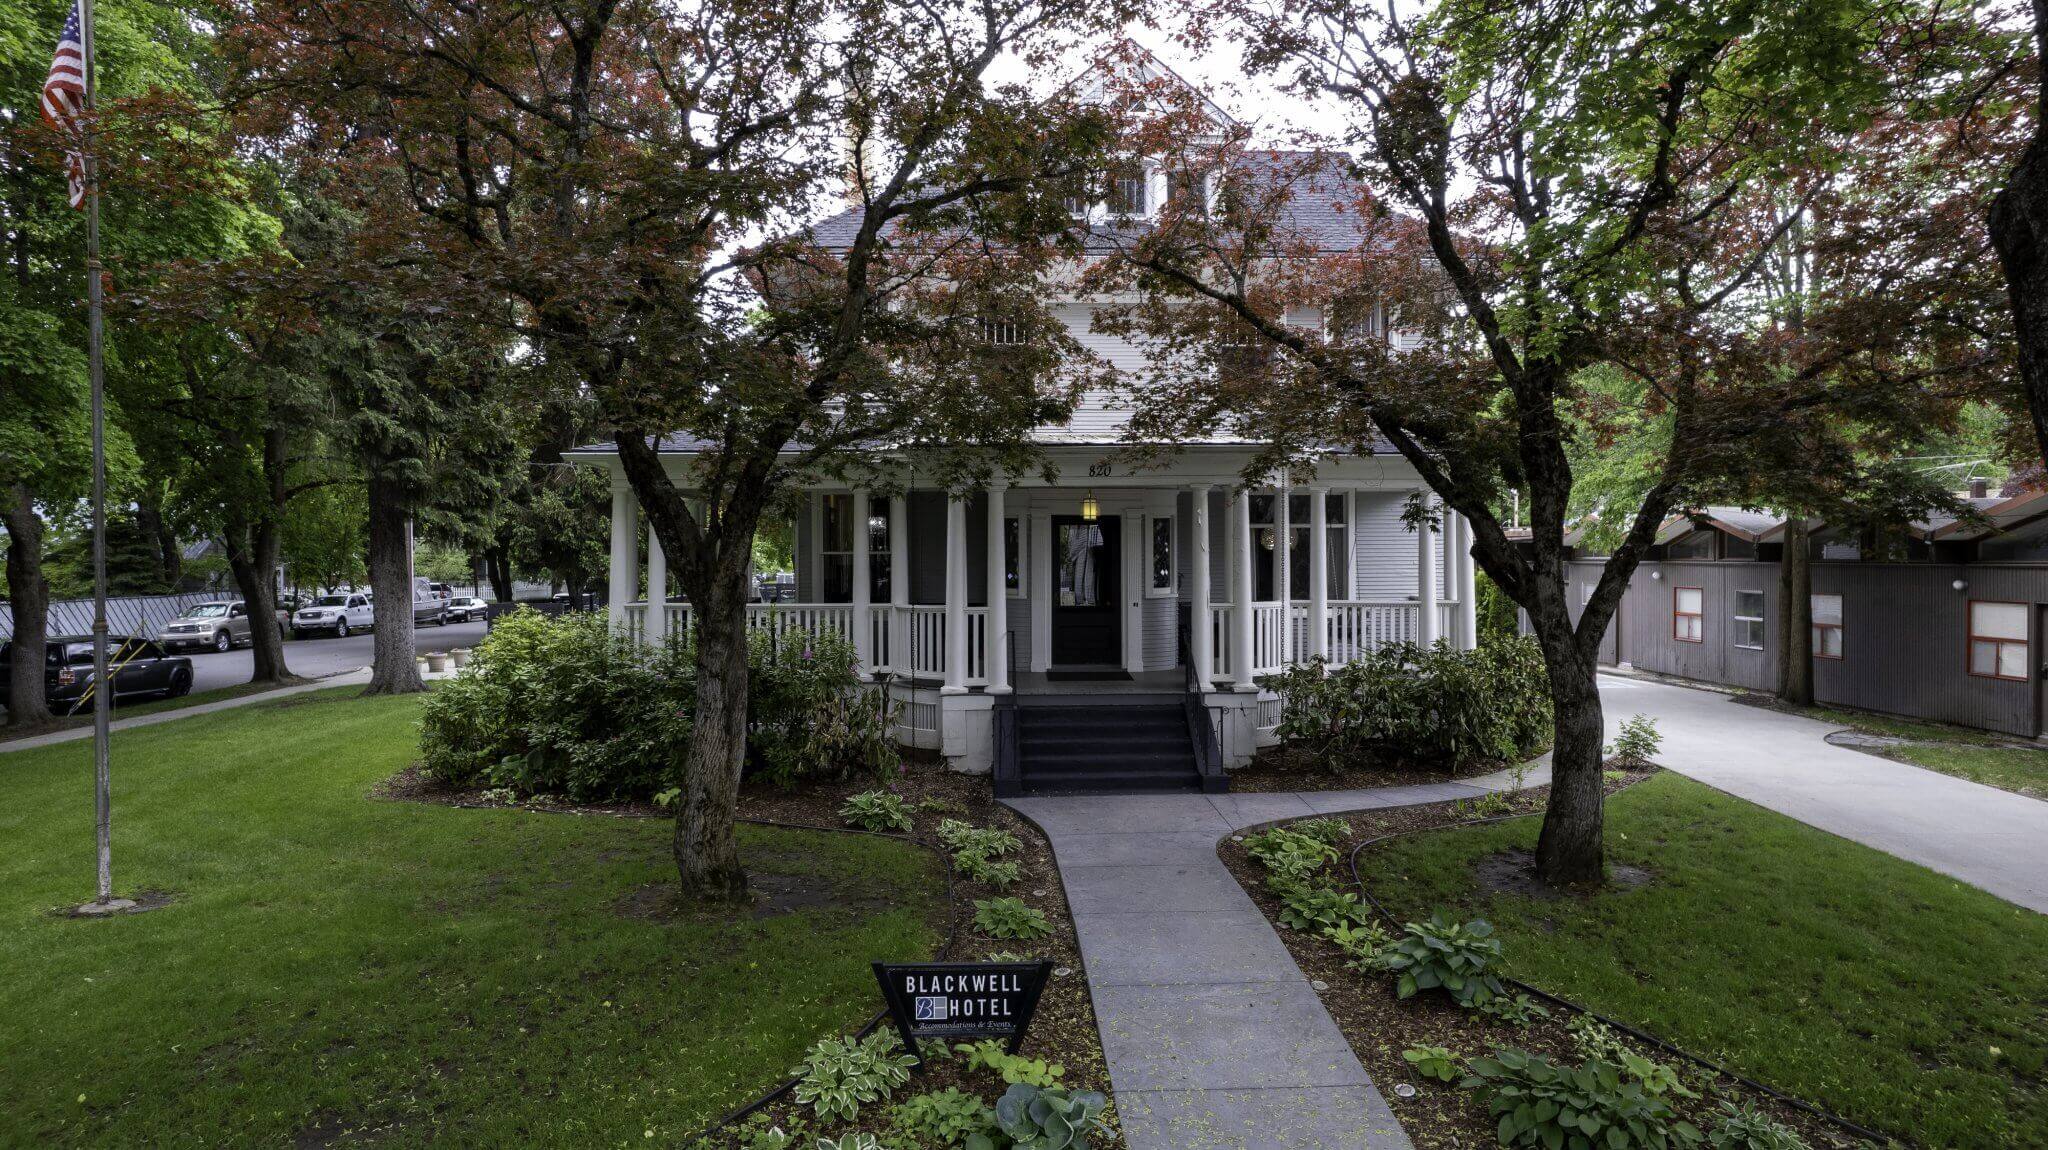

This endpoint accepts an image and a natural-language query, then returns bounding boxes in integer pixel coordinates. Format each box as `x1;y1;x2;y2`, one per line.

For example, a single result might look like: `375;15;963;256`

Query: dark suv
0;635;194;713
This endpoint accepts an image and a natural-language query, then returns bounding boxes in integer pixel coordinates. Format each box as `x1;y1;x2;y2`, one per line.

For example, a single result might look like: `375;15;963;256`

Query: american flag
42;0;88;210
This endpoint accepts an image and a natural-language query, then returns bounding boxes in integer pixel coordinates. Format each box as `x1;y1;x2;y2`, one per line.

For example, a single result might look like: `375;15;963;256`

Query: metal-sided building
1566;488;2048;738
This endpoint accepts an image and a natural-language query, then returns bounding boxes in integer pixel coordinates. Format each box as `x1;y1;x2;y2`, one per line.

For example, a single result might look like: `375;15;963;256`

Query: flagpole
81;0;117;911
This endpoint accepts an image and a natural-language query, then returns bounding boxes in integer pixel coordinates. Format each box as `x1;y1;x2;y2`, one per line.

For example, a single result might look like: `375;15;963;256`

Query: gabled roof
1659;506;1783;545
1927;488;2048;540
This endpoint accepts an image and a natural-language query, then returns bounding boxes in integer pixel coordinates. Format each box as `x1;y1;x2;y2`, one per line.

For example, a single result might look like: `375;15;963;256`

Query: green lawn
1359;773;2047;1148
1798;704;2048;799
0;688;943;1147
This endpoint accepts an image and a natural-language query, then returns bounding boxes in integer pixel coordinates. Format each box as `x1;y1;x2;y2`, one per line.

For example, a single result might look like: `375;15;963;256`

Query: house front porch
598;454;1480;778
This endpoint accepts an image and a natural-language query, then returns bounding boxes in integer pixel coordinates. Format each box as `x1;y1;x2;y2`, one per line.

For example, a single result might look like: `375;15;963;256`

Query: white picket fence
0;592;221;642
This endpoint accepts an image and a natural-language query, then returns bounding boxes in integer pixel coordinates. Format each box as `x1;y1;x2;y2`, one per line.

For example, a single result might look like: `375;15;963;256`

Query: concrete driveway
1599;673;2048;913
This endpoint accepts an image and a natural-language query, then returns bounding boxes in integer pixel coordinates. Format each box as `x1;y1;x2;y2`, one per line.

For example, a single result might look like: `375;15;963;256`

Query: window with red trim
1968;601;2029;681
1673;586;1703;643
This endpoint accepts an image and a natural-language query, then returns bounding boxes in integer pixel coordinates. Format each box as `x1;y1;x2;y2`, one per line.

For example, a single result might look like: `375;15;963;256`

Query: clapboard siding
1355;490;1445;600
1578;558;2046;737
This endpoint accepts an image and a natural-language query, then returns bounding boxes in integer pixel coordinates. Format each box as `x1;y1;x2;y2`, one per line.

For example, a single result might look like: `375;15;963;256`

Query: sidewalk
1598;673;2048;913
1006;760;1549;1150
0;668;371;755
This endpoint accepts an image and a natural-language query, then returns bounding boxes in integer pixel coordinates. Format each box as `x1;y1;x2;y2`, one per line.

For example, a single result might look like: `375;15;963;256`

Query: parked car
154;599;288;654
293;592;375;639
445;596;490;623
0;635;192;712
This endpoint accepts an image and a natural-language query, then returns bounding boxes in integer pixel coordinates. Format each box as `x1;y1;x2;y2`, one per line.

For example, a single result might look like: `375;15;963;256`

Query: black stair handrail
1177;604;1228;793
992;629;1022;797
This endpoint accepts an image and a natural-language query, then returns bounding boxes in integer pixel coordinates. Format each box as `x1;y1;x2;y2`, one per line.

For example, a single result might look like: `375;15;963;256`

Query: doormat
1043;669;1133;682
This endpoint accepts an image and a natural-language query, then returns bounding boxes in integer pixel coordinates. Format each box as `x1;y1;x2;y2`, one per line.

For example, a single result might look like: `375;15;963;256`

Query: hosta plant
967;1082;1111;1150
1244;826;1339;881
1374;913;1505;1008
954;850;1023;890
937;819;1020;858
839;789;914;833
974;897;1052;940
1402;1045;1462;1083
812;1136;882;1150
1463;1048;1703;1150
1269;878;1373;934
1325;920;1393;971
1707;1101;1811;1150
790;1031;916;1124
1478;992;1553;1027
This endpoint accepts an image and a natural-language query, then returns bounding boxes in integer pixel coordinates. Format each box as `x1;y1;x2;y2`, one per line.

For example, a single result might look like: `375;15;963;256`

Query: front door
1051;516;1121;666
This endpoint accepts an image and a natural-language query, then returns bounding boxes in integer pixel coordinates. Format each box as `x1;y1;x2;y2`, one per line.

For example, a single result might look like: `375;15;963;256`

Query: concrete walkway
1599;673;2048;913
1006;761;1548;1150
0;668;371;755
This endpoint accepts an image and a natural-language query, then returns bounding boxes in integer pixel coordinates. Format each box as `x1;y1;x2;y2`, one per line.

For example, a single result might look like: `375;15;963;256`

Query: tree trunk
485;547;513;601
2;483;52;728
234;518;292;684
1991;0;2048;471
363;470;425;695
1529;597;1607;886
1776;518;1813;705
674;577;752;904
135;496;181;589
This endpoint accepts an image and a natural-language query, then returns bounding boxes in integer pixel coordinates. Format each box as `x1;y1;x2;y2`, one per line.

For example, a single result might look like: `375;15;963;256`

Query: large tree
230;0;1127;900
1991;1;2048;466
1100;0;2007;882
3;0;263;721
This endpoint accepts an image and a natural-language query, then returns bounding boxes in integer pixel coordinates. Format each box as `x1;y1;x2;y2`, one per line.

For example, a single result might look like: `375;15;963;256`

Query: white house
567;53;1477;792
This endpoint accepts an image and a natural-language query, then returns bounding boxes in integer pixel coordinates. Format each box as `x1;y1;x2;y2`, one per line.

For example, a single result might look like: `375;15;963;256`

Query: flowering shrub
1271;637;1551;772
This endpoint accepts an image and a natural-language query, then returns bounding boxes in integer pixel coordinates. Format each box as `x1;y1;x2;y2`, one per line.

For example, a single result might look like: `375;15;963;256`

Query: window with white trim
1673;586;1703;643
1004;516;1025;598
1111;165;1148;216
819;494;854;603
1732;590;1765;650
1811;593;1842;659
1147;515;1176;597
1968;600;2028;681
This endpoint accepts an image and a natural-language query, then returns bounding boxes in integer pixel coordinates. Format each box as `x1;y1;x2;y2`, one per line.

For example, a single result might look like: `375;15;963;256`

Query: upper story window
1666;530;1715;560
1111;165;1149;216
1214;327;1273;380
1165;168;1209;215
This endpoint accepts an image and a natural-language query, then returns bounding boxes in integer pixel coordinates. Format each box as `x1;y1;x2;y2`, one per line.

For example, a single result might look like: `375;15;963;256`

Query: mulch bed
1216;772;1865;1150
379;761;1120;1147
1226;743;1542;793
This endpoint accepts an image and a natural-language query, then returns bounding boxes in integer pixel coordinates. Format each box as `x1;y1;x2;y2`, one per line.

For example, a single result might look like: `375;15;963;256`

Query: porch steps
1014;702;1203;794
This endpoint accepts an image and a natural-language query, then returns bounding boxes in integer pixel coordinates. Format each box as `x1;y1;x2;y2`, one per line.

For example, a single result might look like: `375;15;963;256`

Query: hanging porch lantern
1080;490;1099;522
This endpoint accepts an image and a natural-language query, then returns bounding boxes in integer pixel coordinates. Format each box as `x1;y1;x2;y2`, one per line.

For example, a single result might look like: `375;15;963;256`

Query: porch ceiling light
1081;491;1099;522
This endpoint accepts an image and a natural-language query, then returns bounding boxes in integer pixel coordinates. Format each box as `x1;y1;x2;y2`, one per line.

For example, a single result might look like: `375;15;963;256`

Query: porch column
607;481;637;632
1455;512;1478;649
646;524;669;646
1417;489;1440;647
889;493;909;610
1232;486;1256;690
1274;480;1292;665
1188;485;1213;691
943;490;968;694
985;483;1011;693
851;490;873;674
1308;485;1329;660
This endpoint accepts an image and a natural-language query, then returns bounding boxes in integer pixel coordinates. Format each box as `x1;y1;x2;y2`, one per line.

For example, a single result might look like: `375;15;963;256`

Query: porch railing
621;598;1449;686
623;601;987;685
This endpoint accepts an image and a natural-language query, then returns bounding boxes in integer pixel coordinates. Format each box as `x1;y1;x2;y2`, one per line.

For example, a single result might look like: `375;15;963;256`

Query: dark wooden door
1051;516;1121;666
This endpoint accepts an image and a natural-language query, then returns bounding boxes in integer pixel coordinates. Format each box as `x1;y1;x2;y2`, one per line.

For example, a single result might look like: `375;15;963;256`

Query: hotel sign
872;960;1052;1064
